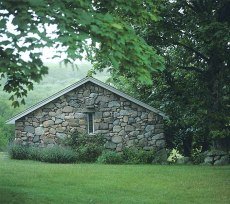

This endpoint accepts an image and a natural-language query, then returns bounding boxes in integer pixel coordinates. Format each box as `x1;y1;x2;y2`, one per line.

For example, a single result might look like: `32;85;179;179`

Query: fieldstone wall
15;81;165;152
204;150;229;165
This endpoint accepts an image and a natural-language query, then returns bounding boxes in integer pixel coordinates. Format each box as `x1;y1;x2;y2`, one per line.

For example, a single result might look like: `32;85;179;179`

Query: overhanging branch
178;66;204;73
175;42;209;62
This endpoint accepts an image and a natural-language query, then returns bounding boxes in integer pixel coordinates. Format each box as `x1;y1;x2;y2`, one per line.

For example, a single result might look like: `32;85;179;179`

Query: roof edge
6;77;168;124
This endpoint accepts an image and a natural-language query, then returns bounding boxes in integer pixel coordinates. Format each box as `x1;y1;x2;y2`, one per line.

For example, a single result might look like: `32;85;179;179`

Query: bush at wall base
97;151;124;164
8;144;77;163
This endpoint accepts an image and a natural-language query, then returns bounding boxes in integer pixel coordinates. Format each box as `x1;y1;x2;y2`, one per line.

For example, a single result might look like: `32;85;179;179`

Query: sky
1;14;90;65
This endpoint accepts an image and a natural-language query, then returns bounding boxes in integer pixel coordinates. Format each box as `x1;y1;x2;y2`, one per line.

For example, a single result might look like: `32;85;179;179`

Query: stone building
7;77;167;152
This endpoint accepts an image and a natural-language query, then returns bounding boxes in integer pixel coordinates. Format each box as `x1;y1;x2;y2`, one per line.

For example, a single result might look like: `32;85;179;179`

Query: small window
88;113;94;134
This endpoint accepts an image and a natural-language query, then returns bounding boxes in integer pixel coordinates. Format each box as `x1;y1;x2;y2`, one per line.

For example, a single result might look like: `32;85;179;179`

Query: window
88;113;94;134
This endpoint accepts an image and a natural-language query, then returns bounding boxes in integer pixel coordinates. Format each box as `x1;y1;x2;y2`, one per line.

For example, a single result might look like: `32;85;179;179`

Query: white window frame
87;113;94;134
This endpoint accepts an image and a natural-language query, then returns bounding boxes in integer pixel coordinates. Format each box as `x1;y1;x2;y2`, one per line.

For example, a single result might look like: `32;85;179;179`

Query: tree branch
151;35;209;62
178;66;204;73
175;41;209;62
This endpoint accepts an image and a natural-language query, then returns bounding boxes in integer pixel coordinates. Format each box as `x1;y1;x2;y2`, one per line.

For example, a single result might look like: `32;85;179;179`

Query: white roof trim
6;77;167;124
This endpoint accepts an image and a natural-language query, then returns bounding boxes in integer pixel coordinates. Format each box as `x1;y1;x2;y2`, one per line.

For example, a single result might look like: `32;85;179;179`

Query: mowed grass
0;153;229;204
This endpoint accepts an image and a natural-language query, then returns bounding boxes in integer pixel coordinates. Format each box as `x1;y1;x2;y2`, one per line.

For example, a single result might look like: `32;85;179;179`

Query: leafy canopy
0;0;164;107
111;0;230;153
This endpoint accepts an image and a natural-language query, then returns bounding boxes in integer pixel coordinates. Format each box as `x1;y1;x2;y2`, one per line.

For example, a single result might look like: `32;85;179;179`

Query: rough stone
127;140;134;147
75;113;86;119
63;106;74;113
55;119;63;124
24;126;35;134
120;110;130;116
33;136;40;142
129;131;139;137
105;141;116;149
49;128;56;135
56;126;66;133
155;140;165;148
155;129;164;134
99;123;109;130
125;125;135;132
35;127;44;136
56;133;66;139
204;156;213;165
43;120;54;128
139;138;147;147
144;132;152;138
214;155;229;166
152;133;164;140
108;101;120;108
113;126;122;132
49;112;56;117
137;135;144;139
56;113;65;120
112;136;122;144
89;93;98;98
145;125;155;132
103;112;110;117
113;119;120;125
123;116;128;123
83;90;90;97
116;143;123;152
94;130;109;134
94;112;101;118
68;119;78;127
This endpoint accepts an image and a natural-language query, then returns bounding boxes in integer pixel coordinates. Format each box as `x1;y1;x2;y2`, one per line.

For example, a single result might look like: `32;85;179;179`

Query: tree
111;0;230;154
0;0;164;107
0;101;15;150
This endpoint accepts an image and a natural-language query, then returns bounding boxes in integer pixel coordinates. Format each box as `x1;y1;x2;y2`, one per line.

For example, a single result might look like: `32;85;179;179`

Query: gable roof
6;77;167;124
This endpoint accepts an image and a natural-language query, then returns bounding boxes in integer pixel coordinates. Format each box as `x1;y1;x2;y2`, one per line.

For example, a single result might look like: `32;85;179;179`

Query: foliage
111;0;230;155
0;100;15;150
1;155;230;204
39;146;77;163
8;144;77;163
190;147;206;165
64;131;104;149
122;148;156;164
8;144;29;160
64;131;104;162
97;151;124;164
0;0;164;106
167;149;184;163
76;144;103;163
27;146;43;161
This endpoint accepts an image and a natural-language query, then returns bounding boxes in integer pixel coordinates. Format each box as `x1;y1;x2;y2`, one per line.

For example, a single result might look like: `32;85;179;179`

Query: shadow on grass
0;187;27;204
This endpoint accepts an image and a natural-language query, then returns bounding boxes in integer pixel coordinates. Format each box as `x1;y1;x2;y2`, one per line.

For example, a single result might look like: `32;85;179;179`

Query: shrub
191;147;206;164
97;151;124;164
76;144;103;163
122;148;156;164
40;146;77;163
8;144;77;163
8;144;29;160
167;148;184;163
64;131;104;149
64;131;105;162
28;147;43;161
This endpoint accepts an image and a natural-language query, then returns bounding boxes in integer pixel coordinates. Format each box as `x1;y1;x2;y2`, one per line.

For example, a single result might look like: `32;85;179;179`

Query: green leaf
111;23;123;30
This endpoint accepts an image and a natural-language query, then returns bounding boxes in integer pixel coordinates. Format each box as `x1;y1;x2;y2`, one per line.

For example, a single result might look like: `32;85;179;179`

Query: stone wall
204;150;229;165
15;81;165;152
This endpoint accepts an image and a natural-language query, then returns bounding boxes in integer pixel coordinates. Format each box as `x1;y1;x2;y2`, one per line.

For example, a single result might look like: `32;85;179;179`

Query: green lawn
0;153;229;204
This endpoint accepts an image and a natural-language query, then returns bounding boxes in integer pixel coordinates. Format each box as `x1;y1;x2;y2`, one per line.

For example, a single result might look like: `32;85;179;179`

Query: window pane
88;113;94;133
